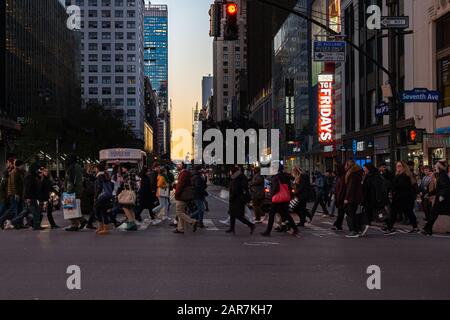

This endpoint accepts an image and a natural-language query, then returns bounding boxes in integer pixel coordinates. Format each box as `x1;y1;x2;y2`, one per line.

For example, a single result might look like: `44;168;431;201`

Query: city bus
99;148;147;171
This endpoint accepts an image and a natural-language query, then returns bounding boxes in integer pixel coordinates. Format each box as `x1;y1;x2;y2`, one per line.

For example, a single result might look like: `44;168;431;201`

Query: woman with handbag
152;167;170;222
118;163;138;231
93;163;114;235
261;165;298;237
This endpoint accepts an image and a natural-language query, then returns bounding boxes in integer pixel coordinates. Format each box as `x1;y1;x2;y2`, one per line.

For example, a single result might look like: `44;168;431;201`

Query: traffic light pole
387;0;398;172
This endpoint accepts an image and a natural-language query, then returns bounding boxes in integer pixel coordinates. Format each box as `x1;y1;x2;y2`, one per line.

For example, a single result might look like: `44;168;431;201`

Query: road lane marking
202;219;219;231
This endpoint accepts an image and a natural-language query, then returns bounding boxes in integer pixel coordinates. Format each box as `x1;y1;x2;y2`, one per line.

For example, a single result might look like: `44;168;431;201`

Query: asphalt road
1;185;449;300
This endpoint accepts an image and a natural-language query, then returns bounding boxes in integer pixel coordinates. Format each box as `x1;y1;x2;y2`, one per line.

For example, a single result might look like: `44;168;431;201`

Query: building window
127;43;136;50
115;98;124;105
127;32;136;40
115;10;123;17
127;0;135;7
115;65;124;72
88;0;98;6
127;54;136;62
89;88;98;95
437;55;450;116
88;76;98;84
115;54;124;62
127;10;135;18
127;21;136;29
127;98;136;106
102;54;111;62
223;54;228;60
102;77;111;84
88;10;97;17
127;65;136;72
127;109;136;117
88;43;97;50
115;21;124;29
102;88;111;95
224;76;229;82
102;0;111;6
127;87;136;94
115;76;124;84
88;21;97;28
102;21;111;29
102;43;111;50
115;43;124;50
102;32;111;40
102;65;111;73
115;32;124;39
88;32;97;39
127;77;136;84
88;54;98;62
115;0;123;6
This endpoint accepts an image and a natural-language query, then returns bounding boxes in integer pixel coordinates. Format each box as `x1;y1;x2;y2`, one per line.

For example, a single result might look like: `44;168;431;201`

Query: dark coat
250;173;265;200
228;172;249;217
138;175;153;208
23;173;40;200
175;169;192;201
392;173;416;205
192;170;207;200
334;175;346;209
433;171;450;215
344;166;363;204
363;172;388;210
38;176;54;202
294;173;310;202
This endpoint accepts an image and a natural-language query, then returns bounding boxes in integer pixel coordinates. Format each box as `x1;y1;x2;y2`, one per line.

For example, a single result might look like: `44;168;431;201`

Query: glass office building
144;3;168;111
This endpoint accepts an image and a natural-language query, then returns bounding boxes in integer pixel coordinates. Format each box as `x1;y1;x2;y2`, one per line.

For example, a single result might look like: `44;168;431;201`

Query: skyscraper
144;2;170;157
144;2;168;111
202;75;213;109
77;0;146;140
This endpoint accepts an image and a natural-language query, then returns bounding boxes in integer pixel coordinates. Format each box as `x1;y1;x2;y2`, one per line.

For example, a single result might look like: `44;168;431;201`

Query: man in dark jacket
362;163;388;224
14;164;44;230
262;165;298;237
0;157;15;227
226;166;255;234
344;160;365;238
38;167;59;229
249;167;265;223
191;165;207;228
331;164;346;231
0;160;25;229
311;170;330;217
422;160;450;235
174;163;198;234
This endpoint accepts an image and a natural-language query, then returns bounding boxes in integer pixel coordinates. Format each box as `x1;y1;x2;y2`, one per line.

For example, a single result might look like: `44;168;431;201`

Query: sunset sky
154;0;213;160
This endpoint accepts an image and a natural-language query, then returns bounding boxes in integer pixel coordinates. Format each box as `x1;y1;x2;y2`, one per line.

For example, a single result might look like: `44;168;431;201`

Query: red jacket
345;166;364;204
175;169;192;200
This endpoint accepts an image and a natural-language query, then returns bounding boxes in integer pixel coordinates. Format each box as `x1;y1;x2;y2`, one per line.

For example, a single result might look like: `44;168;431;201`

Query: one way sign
381;16;409;29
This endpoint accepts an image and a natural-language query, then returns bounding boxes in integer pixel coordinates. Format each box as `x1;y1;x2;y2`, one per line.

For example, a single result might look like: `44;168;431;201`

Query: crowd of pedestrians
1;152;449;238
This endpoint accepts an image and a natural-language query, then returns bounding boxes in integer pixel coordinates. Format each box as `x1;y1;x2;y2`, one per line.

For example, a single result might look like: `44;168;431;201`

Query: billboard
318;74;334;143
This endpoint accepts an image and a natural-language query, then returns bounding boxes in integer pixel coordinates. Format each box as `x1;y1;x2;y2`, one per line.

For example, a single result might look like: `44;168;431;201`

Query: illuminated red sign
318;74;334;143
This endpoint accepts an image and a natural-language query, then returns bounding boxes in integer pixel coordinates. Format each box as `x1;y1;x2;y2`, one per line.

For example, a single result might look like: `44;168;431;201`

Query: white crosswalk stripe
202;219;219;231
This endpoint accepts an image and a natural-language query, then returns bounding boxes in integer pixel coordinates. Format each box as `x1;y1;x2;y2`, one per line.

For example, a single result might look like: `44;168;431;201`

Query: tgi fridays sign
318;74;334;143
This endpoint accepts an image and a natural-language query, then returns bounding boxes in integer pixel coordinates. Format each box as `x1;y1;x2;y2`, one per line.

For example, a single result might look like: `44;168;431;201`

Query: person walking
310;170;330;218
148;163;159;220
190;165;207;228
0;157;16;228
362;163;388;228
22;164;44;230
64;155;88;232
249;167;265;223
261;165;298;237
419;166;434;221
384;161;419;235
291;167;311;227
38;167;59;229
119;163;138;231
331;164;346;231
173;162;198;234
136;166;154;223
226;166;255;235
0;160;25;229
93;163;114;235
422;160;450;235
343;160;365;238
152;166;170;222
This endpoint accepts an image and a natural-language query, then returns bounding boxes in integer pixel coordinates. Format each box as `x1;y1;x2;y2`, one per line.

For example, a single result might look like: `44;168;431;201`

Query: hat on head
436;160;447;172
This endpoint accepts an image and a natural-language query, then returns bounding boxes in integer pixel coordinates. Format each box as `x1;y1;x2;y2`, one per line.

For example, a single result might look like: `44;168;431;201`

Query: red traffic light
226;3;238;15
409;129;417;142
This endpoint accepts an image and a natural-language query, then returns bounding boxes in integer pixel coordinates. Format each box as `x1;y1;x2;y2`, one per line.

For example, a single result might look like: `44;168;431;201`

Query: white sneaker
4;220;14;230
151;219;162;225
360;225;370;237
219;219;230;226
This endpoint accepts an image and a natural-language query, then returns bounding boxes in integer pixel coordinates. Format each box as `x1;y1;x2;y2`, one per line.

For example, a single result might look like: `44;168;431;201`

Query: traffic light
224;2;239;41
407;128;423;145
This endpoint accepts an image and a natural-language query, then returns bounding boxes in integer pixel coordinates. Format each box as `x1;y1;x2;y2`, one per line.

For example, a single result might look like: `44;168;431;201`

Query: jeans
252;198;265;220
12;200;40;229
190;199;205;223
153;196;170;219
0;196;23;226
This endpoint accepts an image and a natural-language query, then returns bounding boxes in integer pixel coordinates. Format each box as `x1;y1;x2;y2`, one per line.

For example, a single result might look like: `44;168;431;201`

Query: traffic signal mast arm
254;0;392;78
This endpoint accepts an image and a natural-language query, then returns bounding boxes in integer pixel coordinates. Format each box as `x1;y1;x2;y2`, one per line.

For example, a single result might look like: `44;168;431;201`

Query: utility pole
387;0;398;172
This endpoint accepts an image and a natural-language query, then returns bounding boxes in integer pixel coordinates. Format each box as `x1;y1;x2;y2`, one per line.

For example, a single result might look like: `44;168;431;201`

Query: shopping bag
63;199;82;220
62;193;77;209
159;187;170;198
